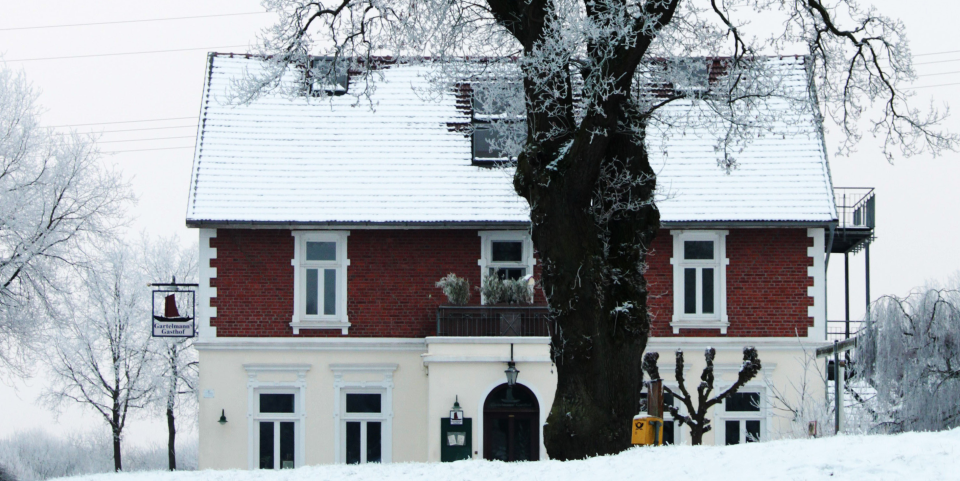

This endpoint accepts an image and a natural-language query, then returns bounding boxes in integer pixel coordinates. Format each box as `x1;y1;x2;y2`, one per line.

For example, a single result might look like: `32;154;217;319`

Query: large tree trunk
523;127;659;459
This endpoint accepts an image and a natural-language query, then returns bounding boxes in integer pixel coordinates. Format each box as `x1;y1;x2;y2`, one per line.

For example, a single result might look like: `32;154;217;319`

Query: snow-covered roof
186;54;837;226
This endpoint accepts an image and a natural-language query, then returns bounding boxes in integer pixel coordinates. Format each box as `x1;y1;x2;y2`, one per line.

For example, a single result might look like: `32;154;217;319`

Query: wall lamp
504;343;519;386
218;409;228;425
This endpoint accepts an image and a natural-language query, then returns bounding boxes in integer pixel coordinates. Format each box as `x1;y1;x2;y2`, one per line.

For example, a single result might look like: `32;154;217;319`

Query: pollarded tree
0;64;131;376
643;348;762;445
242;0;955;458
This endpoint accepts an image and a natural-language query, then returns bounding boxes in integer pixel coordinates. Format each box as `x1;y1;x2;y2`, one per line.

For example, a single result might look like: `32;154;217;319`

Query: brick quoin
210;228;812;338
646;229;815;337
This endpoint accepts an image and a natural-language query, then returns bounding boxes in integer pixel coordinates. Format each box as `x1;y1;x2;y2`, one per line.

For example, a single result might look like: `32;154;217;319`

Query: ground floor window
721;391;763;445
342;391;386;464
255;392;299;469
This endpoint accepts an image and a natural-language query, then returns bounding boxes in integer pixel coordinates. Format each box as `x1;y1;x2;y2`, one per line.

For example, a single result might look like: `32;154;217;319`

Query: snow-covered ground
53;429;960;481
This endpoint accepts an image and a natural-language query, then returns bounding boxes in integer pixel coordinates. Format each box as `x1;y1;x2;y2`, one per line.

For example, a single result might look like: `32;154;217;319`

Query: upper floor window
478;231;536;302
670;230;728;334
303;57;349;97
471;82;525;165
291;231;350;334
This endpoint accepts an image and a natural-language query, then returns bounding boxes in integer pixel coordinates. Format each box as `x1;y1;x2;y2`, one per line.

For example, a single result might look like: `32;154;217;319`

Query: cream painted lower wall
197;337;824;469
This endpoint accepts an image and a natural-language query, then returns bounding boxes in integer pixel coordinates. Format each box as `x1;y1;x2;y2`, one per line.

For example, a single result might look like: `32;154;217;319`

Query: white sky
0;0;957;446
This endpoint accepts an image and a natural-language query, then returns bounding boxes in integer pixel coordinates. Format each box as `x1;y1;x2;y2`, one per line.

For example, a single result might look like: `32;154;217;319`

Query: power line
914;49;960;58
97;135;196;144
79;124;197;134
6;45;248;63
0;12;269;32
912;82;960;90
102;146;196;154
46;117;196;128
917;70;960;78
914;58;960;67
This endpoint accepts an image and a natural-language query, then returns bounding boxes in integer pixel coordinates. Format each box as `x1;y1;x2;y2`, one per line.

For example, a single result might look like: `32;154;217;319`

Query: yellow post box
632;414;663;446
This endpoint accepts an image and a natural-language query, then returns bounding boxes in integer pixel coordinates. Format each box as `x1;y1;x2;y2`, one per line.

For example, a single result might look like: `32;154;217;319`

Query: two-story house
188;53;845;469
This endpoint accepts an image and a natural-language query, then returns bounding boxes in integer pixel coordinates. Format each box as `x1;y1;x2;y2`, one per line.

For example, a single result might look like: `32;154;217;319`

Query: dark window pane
366;422;382;463
746;420;761;443
663;392;674;408
495;267;526;281
306;241;336;261
684;240;714;260
725;420;740;445
305;269;318;315
702;268;714;314
346;393;381;413
725;392;761;412
346;422;361;464
490;418;509;461
492;241;523;262
514;418;531;461
279;422;295;468
474;127;503;159
260;394;295;413
323;269;336;315
663;420;675;445
259;422;274;469
684;268;697;314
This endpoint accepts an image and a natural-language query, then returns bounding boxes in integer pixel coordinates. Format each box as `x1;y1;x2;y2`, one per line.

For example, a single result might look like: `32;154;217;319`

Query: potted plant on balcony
435;273;471;306
480;275;533;305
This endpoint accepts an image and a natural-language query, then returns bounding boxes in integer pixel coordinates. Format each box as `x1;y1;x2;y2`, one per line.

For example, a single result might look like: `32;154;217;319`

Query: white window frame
291;231;350;334
331;364;396;464
478;231;535;303
715;388;768;446
244;364;310;470
670;230;729;334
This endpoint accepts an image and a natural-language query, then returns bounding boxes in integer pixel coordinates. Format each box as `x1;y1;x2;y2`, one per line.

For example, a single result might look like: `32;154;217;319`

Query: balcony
436;305;554;337
832;187;875;254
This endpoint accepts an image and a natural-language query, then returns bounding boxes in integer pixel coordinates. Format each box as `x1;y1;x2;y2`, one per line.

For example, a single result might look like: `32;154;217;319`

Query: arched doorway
483;383;540;461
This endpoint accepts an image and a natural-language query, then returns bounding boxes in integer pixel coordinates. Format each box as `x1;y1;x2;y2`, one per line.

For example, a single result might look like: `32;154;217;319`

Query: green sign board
440;418;472;462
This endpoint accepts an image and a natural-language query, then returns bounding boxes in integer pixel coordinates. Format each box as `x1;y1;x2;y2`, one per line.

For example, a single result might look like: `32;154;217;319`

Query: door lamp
504;343;519;386
218;409;228;425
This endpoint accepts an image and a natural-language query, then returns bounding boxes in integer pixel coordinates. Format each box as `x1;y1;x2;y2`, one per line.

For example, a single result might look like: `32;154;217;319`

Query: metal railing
436;305;554;337
826;319;863;342
834;187;875;230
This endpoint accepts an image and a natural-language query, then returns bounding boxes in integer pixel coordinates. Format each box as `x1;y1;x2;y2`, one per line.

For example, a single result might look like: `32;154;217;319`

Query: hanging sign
151;280;198;338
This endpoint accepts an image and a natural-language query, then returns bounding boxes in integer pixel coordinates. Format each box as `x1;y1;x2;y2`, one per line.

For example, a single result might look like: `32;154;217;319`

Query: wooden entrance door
483;384;540;461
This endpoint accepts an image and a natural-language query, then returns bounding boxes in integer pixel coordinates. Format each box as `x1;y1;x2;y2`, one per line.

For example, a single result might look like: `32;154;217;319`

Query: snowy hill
53;429;960;481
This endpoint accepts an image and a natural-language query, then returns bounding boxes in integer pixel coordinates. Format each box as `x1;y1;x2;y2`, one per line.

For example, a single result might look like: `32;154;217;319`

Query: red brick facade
645;228;815;337
208;227;814;338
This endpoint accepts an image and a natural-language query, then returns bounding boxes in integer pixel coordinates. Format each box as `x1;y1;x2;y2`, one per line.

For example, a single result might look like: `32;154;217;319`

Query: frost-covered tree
42;243;154;472
643;348;761;444
241;0;955;458
139;235;199;471
0;65;131;375
857;286;960;433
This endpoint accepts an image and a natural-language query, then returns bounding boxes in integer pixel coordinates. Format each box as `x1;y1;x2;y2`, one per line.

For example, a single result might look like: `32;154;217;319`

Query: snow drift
52;429;960;481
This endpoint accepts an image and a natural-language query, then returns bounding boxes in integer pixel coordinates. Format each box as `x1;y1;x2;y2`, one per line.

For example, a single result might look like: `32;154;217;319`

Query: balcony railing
827;319;864;342
834;187;875;230
436;305;554;337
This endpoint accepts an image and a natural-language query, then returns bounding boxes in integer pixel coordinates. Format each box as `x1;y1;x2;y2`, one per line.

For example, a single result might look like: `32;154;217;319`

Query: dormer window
304;57;349;97
471;82;525;165
669;59;709;97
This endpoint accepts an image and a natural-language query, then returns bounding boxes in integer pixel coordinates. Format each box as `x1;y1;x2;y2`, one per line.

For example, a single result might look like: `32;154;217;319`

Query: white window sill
670;319;729;335
290;320;351;335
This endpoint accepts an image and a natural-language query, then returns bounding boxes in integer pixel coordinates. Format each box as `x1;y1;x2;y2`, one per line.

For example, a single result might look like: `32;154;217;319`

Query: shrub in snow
857;286;960;433
435;274;471;305
0;464;17;481
480;275;532;305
